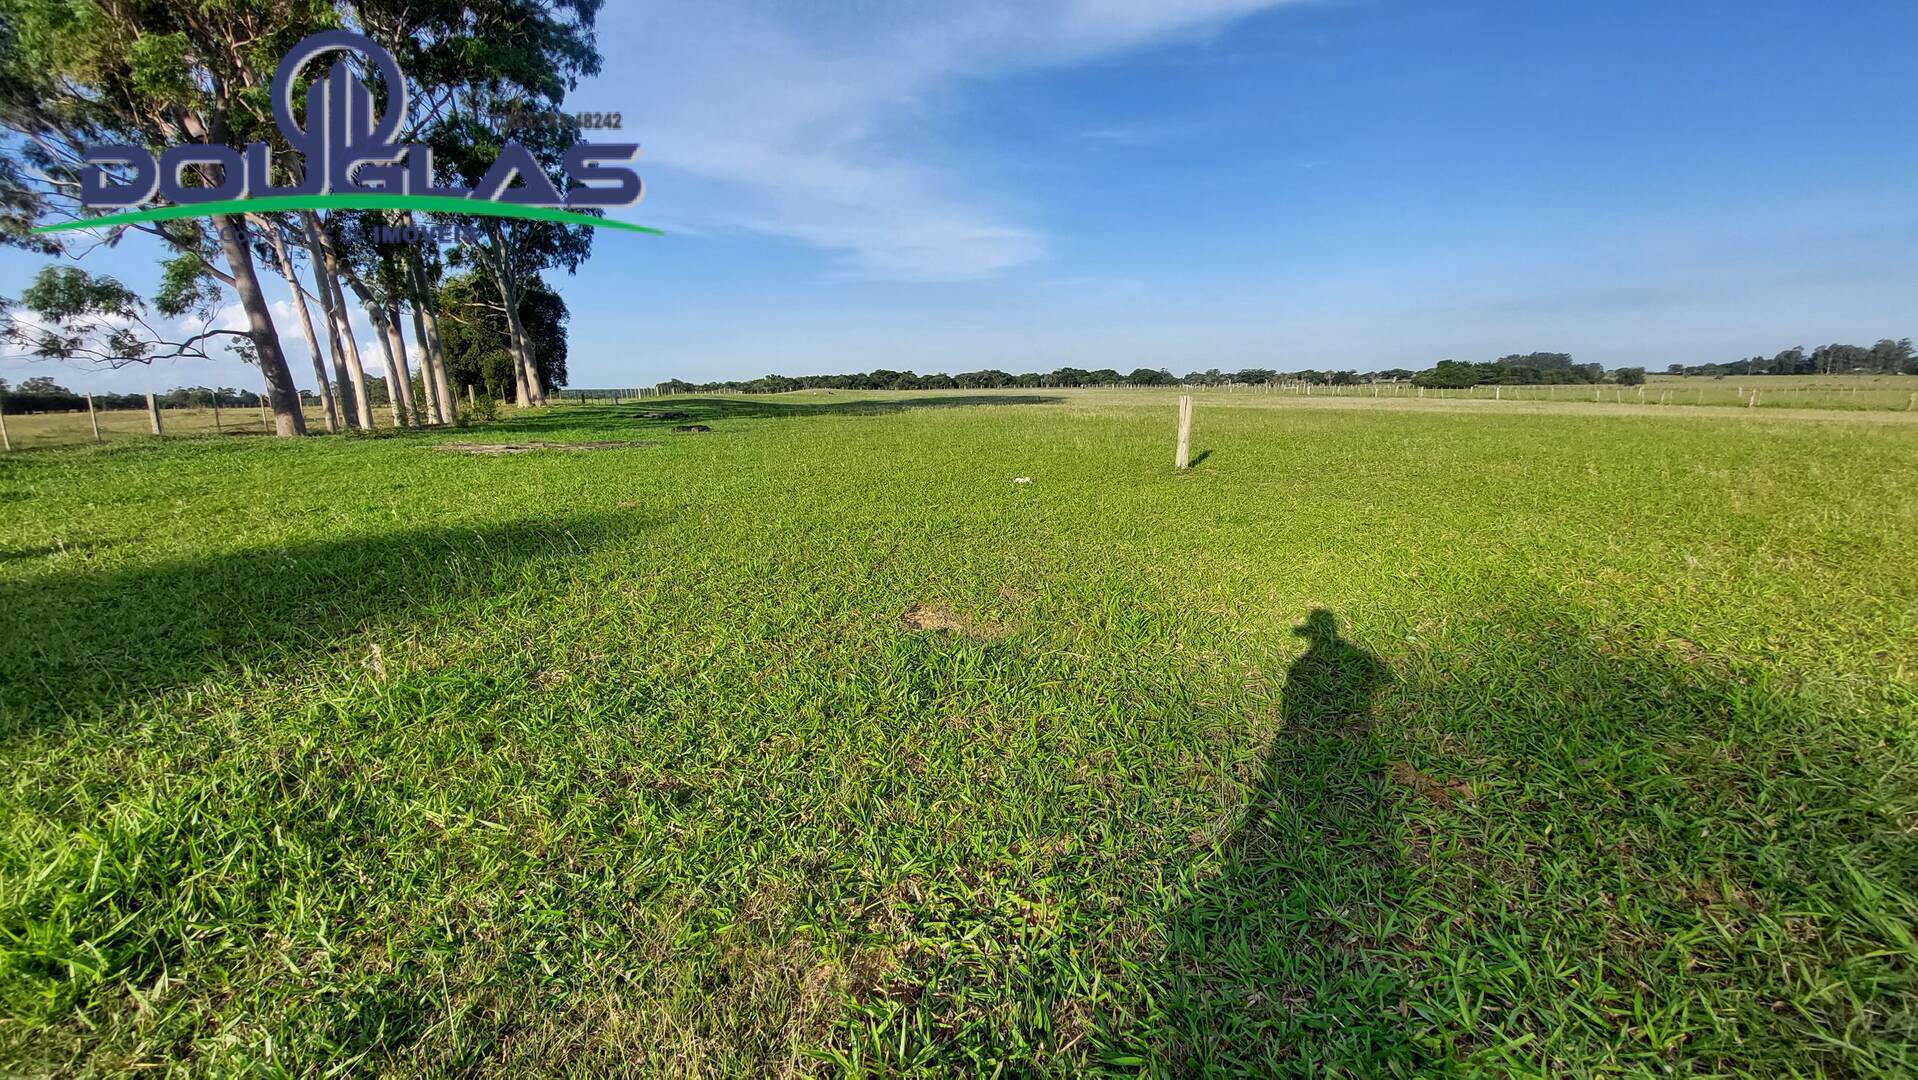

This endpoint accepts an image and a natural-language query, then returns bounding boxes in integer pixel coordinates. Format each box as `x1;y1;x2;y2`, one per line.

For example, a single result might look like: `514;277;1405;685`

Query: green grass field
2;390;1915;1075
7;372;1917;451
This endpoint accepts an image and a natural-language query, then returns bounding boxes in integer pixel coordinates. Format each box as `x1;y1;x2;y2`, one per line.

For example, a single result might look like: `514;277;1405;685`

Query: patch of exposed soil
900;602;1013;640
438;440;660;455
1389;761;1472;805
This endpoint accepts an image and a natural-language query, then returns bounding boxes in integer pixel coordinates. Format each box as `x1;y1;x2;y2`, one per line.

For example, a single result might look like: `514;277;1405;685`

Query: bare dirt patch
438;440;660;455
1389;761;1471;805
900;602;1013;640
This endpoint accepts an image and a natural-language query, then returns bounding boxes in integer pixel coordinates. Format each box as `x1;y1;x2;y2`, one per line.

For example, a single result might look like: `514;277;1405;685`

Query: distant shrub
465;394;501;423
1412;360;1480;389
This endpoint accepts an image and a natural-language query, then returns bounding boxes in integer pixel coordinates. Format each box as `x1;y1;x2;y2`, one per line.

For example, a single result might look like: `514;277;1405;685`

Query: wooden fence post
211;392;222;435
146;393;163;435
87;394;101;442
1175;394;1193;470
0;394;10;451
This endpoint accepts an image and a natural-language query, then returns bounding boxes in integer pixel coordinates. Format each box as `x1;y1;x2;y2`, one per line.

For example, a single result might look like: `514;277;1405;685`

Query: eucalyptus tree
394;0;603;407
332;219;418;426
344;268;414;427
405;246;455;423
0;0;338;435
301;211;376;429
437;268;569;398
256;214;342;432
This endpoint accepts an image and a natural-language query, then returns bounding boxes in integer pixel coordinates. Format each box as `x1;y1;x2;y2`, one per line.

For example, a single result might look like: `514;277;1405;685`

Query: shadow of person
1230;609;1389;846
1151;608;1412;1073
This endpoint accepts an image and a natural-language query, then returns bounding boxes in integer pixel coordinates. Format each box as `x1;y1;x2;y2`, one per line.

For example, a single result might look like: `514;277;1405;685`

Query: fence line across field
0;383;676;450
6;375;1915;451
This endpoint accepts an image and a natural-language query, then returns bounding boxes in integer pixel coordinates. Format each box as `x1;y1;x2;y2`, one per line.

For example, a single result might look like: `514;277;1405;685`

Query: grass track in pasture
2;390;1915;1074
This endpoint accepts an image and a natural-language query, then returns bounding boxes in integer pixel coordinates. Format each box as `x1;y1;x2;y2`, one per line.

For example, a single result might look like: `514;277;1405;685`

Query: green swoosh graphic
32;194;662;234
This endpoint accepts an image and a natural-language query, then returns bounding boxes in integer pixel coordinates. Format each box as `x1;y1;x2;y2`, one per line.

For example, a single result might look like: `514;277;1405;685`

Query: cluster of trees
0;0;599;435
1184;368;1376;386
1410;353;1617;389
1666;340;1916;377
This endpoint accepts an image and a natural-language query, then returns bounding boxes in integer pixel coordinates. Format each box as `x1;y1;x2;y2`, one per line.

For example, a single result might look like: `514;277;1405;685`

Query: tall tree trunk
405;251;458;423
341;270;413;428
367;307;408;427
395;301;441;425
496;266;543;406
307;254;357;432
484;221;545;406
311;223;375;430
383;307;417;425
407;298;443;424
424;306;458;422
264;220;339;433
502;273;531;406
301;214;367;429
214;213;305;437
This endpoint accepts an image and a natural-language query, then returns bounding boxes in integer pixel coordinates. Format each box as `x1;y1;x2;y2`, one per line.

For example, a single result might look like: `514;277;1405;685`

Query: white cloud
588;0;1295;279
213;301;249;334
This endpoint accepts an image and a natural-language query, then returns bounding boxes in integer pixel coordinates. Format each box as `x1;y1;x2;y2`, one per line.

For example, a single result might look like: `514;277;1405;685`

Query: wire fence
1;402;370;451
1157;377;1918;412
8;375;1914;451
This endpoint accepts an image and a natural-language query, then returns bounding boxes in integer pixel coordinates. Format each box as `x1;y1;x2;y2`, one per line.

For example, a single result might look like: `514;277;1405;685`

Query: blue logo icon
68;30;645;222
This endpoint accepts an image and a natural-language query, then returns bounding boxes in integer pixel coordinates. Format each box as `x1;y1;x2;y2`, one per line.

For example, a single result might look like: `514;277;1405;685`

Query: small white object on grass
1012;477;1032;484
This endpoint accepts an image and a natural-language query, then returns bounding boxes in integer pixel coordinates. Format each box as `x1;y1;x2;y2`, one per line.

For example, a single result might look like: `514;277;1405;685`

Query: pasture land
8;372;1918;451
1645;372;1918;411
2;390;1915;1075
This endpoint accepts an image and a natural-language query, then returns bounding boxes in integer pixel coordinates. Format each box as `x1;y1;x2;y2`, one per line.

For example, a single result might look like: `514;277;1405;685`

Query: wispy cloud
588;0;1297;280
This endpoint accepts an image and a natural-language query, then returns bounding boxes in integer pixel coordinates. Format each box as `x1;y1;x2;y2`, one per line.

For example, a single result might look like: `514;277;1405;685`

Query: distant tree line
0;374;443;415
1665;340;1915;377
661;366;1421;394
0;375;272;413
659;354;1629;394
662;340;1911;396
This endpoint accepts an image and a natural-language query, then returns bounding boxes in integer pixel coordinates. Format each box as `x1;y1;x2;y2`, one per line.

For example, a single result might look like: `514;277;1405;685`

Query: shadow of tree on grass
481;393;1066;435
0;512;652;735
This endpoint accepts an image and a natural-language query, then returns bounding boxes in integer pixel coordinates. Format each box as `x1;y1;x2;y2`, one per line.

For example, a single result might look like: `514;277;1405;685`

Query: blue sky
5;0;1915;393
